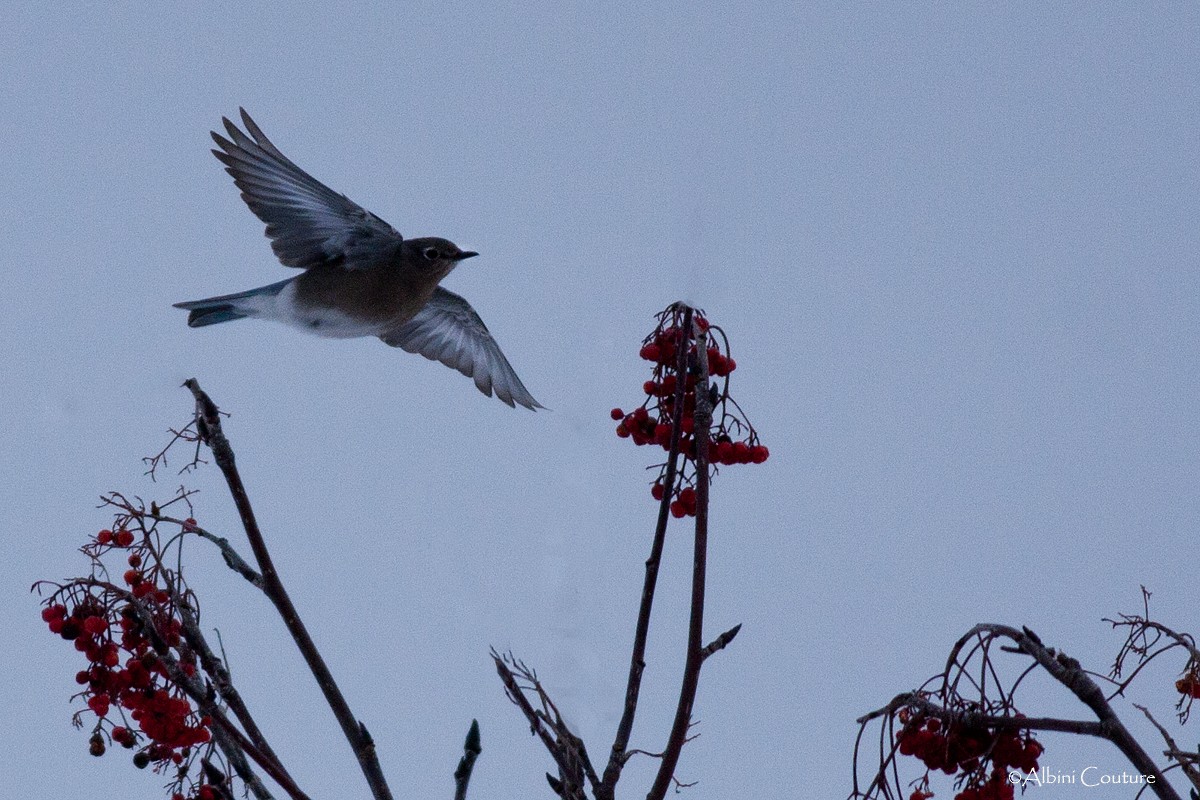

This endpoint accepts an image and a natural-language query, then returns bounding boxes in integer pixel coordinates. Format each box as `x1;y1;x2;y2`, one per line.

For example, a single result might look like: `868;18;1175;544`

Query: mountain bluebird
174;109;543;410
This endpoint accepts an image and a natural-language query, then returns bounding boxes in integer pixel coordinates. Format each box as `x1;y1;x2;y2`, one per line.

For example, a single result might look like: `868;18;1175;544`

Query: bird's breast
287;266;435;337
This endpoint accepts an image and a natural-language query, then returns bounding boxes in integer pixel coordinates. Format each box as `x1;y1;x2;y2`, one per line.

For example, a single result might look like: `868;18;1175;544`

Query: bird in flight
174;109;543;410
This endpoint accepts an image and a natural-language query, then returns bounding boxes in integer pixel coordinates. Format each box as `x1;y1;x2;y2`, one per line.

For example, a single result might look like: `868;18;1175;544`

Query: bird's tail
173;279;292;328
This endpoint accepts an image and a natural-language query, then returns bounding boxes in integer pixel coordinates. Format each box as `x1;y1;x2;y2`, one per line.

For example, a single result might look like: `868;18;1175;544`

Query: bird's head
402;237;477;281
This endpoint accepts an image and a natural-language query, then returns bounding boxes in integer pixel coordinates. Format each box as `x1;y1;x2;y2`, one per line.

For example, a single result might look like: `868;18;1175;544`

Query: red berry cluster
1176;670;1200;699
612;305;768;517
39;521;219;799
896;712;1042;800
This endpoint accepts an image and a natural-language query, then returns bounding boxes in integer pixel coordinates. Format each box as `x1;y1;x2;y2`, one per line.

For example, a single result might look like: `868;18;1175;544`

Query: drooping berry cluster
896;710;1042;800
37;509;227;800
611;304;768;517
1176;669;1200;699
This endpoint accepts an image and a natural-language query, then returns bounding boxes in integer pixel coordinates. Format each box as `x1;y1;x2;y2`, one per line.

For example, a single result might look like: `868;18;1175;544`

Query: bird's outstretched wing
211;108;404;271
380;288;544;411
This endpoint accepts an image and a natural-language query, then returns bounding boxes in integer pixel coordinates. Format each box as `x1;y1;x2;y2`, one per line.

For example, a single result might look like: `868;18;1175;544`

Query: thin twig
966;624;1180;800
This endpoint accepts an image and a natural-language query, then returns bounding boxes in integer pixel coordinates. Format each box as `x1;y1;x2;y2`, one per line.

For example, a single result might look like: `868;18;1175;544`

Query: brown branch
647;319;713;800
131;507;264;588
175;594;286;780
856;692;1105;736
183;379;394;800
959;624;1181;800
207;718;278;800
599;305;695;799
191;525;264;588
493;652;589;800
702;623;742;661
453;719;482;800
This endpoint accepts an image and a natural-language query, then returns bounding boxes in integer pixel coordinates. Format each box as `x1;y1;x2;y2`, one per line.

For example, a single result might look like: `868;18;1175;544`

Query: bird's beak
454;251;479;261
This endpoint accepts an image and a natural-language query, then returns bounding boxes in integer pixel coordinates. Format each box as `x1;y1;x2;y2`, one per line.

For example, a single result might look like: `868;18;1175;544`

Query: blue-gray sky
4;4;1197;798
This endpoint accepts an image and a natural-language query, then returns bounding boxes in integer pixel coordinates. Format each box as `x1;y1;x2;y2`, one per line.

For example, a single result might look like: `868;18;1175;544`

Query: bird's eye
422;247;440;261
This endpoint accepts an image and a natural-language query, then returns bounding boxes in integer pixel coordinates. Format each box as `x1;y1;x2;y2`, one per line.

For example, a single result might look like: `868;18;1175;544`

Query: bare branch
702;623;742;661
647;316;713;800
183;379;394;800
453;719;482;800
600;305;695;800
1134;704;1200;793
492;651;591;800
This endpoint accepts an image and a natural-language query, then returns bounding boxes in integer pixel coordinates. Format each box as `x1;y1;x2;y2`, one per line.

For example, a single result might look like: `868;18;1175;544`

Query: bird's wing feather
211;108;403;271
380;288;544;411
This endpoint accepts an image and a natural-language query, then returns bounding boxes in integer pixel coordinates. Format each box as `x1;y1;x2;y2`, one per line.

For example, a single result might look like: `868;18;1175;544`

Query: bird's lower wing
380;288;544;411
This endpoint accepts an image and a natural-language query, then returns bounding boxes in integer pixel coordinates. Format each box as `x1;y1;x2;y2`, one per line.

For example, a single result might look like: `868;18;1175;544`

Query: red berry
639;343;661;362
750;445;769;463
670;501;686;518
654;423;671;444
610;407;624;420
643;380;658;395
651;483;665;500
615;423;630;438
83;616;109;635
678;487;696;512
97;529;113;544
114;530;134;547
